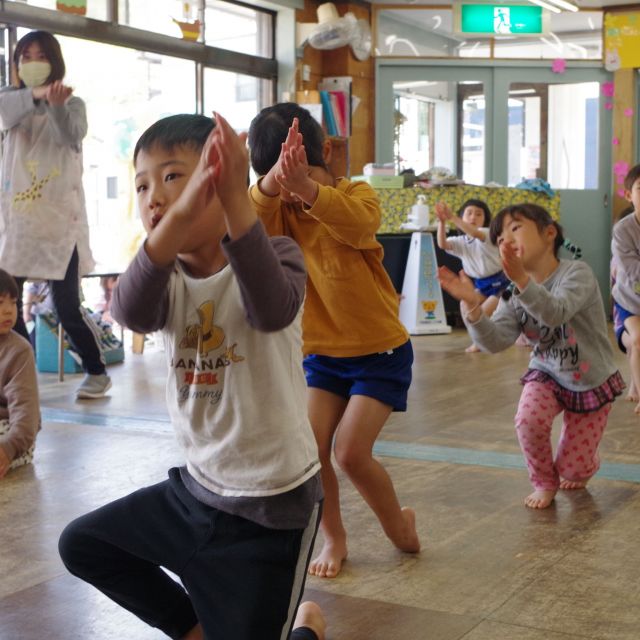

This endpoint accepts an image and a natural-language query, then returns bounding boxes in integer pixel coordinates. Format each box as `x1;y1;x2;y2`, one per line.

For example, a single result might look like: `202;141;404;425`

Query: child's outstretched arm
435;202;453;250
438;265;520;351
437;202;486;241
258;117;303;198
213;112;306;332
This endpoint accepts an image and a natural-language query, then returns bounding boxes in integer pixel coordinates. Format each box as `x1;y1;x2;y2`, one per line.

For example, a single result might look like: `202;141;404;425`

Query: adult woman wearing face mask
0;30;111;399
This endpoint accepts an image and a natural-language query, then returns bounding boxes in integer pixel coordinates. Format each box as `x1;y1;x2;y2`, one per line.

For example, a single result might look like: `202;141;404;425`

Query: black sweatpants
14;247;106;375
58;468;321;640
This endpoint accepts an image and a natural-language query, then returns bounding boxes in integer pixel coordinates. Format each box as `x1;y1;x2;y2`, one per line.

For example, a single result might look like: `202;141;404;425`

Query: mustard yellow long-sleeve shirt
250;178;409;357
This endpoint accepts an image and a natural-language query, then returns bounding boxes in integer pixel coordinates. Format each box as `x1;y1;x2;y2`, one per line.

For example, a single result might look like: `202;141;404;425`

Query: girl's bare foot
465;343;481;353
392;507;421;553
524;489;556;509
293;602;326;640
308;540;348;578
515;333;530;348
625;388;638;403
559;478;587;490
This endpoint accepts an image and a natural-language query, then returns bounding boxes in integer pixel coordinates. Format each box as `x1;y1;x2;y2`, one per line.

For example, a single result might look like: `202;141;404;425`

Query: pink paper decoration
618;188;626;198
551;58;566;74
624;108;634;117
602;81;615;97
614;160;630;176
613;137;620;145
605;102;613;110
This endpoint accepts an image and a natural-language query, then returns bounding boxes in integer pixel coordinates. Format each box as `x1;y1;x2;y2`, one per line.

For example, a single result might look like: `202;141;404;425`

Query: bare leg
293;602;326;640
333;395;420;554
621;331;640;405
307;388;349;579
623;318;640;414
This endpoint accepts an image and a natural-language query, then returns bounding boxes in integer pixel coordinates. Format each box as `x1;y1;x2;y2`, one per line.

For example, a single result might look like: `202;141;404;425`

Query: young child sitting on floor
0;268;40;477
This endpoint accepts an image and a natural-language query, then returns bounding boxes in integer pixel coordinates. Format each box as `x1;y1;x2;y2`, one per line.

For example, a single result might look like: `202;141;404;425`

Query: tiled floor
1;329;639;639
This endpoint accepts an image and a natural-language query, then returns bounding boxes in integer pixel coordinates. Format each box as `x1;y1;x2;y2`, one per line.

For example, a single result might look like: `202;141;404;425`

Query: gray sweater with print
466;260;618;391
612;213;640;315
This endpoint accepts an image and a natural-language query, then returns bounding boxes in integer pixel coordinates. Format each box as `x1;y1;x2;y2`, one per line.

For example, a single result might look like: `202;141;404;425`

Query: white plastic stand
399;231;452;335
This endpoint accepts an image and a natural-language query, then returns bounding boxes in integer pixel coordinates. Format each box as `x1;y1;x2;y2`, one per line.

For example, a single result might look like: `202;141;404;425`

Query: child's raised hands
209;112;249;206
275;144;319;207
438;266;477;304
499;242;529;290
434;202;452;223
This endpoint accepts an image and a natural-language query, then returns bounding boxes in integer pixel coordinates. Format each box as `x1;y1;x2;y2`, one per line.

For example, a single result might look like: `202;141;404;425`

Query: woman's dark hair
248;102;326;176
0;269;18;300
457;198;491;227
133;114;215;164
489;203;564;255
14;31;65;86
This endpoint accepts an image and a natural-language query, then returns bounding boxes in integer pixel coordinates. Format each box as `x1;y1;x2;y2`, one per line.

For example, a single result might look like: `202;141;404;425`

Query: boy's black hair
248;102;326;176
457;198;492;227
624;163;640;192
489;203;564;255
14;30;65;86
0;269;18;300
133;114;215;164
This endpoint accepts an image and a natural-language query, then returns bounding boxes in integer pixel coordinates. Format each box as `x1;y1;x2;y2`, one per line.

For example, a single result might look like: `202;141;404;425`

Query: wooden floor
2;329;640;639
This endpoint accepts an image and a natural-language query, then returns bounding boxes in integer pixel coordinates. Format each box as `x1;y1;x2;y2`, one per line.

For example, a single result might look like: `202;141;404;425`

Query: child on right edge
611;164;640;414
439;203;623;509
435;199;509;352
0;268;40;478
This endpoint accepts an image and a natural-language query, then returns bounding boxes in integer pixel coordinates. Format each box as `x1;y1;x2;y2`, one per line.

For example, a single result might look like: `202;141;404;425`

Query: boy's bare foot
308;540;348;578
465;343;481;353
625;388;638;403
392;507;421;553
559;478;587;490
293;602;326;640
524;489;556;509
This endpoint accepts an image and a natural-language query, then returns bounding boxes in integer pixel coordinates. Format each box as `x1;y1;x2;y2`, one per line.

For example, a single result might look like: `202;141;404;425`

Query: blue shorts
303;341;413;412
613;301;634;353
473;271;510;298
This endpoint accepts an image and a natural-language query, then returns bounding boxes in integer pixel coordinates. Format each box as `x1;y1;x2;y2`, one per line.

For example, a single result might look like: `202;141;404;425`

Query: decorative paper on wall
604;12;640;70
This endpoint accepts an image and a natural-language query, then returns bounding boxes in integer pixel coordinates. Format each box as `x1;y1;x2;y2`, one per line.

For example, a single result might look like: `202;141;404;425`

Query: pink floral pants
514;381;610;491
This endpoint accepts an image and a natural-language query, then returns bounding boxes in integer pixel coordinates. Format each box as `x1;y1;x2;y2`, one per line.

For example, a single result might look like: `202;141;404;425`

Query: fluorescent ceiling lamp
545;0;579;12
509;88;536;95
528;0;561;14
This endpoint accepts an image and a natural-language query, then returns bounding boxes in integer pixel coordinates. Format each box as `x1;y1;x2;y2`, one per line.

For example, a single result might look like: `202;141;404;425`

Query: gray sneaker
76;374;112;399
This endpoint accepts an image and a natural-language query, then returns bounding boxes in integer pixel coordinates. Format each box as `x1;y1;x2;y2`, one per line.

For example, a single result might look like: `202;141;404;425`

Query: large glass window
118;0;192;38
205;0;273;58
393;79;485;184
57;34;197;268
203;67;272;131
507;81;599;188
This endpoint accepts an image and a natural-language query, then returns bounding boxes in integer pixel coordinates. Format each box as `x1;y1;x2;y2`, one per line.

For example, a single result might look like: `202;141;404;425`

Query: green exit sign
459;4;545;35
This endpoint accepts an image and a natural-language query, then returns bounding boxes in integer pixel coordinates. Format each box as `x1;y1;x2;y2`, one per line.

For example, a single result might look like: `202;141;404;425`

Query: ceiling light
528;0;561;13
546;0;579;12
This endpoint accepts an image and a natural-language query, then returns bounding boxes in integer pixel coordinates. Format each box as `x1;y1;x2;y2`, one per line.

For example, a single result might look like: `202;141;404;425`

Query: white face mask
18;61;52;88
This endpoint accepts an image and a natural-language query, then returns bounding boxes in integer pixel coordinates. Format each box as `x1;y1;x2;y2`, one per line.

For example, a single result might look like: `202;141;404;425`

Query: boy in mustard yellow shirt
248;103;420;579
